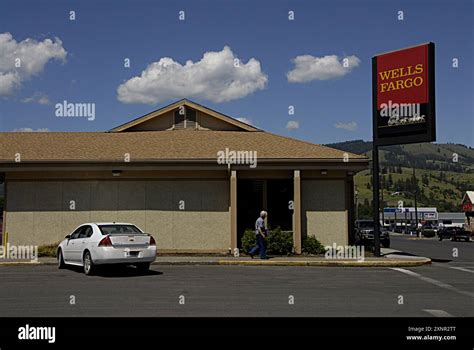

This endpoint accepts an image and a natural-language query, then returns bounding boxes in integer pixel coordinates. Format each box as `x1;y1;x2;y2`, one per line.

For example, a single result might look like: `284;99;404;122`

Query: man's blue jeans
248;234;267;258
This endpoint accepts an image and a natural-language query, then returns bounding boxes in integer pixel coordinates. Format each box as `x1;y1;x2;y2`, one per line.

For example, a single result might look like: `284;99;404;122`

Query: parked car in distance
354;220;390;248
438;220;463;229
421;222;438;234
438;227;472;242
57;223;157;275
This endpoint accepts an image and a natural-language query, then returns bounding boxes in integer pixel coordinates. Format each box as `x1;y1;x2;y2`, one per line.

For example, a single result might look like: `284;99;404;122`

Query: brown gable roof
0;130;366;163
110;99;259;132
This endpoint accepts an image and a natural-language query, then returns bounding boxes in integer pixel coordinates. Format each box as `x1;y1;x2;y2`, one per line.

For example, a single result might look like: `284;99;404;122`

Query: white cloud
117;46;268;104
287;54;360;83
334;121;358;131
12;127;50;132
21;92;50;105
286;120;299;130
0;32;67;95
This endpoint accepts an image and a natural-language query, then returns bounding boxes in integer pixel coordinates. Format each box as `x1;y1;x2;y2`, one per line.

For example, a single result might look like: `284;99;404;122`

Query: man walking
248;210;269;259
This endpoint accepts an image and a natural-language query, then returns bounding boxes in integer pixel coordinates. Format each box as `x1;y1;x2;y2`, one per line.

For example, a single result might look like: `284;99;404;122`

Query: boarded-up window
174;109;185;129
174;107;196;129
186;109;196;129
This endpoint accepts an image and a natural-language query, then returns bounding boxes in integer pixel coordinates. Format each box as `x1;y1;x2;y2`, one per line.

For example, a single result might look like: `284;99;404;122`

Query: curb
216;258;431;267
0;261;41;266
0;258;431;267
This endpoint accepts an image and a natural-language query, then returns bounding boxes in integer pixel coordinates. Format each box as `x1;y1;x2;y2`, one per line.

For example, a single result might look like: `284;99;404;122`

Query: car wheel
135;262;150;273
83;251;95;276
58;249;66;269
382;240;390;248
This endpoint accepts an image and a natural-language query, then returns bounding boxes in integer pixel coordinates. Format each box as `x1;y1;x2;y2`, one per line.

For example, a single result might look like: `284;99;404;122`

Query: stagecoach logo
380;100;424;126
18;324;56;343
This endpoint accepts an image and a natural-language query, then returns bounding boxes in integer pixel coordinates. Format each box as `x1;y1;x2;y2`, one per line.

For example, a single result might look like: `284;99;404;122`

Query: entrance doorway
237;179;293;248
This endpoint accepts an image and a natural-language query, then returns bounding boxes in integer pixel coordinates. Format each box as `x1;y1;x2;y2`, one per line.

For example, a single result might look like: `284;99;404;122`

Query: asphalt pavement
0;234;472;317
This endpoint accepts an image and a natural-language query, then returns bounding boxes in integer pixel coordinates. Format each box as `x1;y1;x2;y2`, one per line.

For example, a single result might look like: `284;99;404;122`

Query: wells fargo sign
372;43;436;146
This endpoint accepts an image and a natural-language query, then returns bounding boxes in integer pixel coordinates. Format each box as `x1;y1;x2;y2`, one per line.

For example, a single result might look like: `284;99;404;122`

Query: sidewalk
0;250;431;267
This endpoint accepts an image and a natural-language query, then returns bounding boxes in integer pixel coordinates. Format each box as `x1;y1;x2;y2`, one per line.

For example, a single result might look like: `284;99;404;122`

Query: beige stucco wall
301;179;348;246
198;112;242;131
5;180;230;252
127;111;174;131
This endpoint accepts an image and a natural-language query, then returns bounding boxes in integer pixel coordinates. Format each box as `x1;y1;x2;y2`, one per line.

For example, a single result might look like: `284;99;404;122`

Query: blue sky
0;0;472;146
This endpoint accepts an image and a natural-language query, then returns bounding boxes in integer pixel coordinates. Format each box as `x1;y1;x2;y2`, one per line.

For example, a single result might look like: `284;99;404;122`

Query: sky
0;0;473;146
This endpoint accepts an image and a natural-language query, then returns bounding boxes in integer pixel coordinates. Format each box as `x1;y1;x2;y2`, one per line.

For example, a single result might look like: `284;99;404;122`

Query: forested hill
325;140;474;173
325;140;474;212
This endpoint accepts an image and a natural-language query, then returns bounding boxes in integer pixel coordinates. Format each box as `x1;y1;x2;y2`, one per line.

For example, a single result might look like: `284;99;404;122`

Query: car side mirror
65;234;71;239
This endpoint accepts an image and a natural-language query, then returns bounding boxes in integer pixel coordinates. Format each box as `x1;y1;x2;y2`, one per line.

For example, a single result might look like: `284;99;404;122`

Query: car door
75;225;93;263
63;227;83;262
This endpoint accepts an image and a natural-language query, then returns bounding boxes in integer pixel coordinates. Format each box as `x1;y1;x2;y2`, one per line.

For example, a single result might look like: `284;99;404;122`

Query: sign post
372;43;436;256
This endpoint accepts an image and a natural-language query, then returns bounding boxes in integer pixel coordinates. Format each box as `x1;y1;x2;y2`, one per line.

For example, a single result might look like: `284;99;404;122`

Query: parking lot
0;234;472;317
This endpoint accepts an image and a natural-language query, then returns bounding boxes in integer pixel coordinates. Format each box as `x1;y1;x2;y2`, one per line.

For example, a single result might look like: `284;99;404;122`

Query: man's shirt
255;217;265;236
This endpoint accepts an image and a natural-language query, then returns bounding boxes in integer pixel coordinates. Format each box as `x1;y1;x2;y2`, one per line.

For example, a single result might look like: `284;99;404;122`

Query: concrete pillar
293;170;302;254
230;170;237;252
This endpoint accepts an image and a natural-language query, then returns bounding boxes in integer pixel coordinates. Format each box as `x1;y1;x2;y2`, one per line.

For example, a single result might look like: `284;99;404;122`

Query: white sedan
57;223;157;275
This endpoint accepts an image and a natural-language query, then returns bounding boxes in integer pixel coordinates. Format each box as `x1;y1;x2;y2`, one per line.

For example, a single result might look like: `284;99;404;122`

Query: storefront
0;99;368;253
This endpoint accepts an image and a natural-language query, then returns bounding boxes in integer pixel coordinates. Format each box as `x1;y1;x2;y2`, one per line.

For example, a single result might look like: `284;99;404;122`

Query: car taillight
98;236;112;247
149;235;156;246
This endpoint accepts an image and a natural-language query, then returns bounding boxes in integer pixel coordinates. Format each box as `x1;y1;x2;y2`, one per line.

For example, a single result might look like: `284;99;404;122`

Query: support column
293;170;302;254
230;170;237;252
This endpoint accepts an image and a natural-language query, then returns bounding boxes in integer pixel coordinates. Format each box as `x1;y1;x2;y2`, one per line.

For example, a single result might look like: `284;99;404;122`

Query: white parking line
423;309;454;317
390;268;474;298
449;266;474;274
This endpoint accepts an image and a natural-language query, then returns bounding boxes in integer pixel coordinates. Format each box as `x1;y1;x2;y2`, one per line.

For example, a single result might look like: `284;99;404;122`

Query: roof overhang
0;158;369;173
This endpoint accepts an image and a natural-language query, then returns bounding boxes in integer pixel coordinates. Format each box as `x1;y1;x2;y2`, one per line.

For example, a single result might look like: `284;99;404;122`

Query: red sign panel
463;200;472;212
376;45;429;108
372;43;436;146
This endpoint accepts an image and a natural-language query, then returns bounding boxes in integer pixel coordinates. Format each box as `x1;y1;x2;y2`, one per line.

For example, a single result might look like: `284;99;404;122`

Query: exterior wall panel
301;179;348;246
5;179;230;252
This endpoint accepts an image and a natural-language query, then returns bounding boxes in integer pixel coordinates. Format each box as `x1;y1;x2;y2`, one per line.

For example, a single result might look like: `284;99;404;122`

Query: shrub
241;229;257;254
266;227;293;255
422;229;435;238
302;235;326;255
241;227;294;255
38;243;59;258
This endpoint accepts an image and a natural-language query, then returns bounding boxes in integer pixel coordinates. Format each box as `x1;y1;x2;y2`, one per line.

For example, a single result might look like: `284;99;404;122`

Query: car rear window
98;225;143;235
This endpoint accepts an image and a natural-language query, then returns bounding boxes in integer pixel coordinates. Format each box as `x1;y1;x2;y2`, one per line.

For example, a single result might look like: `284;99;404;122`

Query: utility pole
381;171;385;229
372;147;381;257
413;166;419;237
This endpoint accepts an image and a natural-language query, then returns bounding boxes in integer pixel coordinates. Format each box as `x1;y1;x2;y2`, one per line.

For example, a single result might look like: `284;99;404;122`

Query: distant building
381;207;465;231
